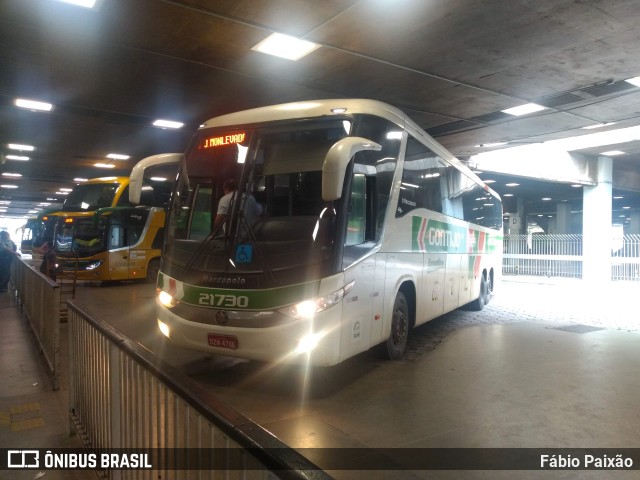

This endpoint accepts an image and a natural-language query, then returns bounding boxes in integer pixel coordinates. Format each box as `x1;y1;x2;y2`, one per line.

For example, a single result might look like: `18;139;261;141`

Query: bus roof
82;176;129;185
201;99;408;130
199;98;500;201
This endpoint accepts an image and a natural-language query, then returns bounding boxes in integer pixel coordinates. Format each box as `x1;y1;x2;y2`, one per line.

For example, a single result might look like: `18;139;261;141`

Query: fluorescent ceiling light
14;98;53;111
94;163;115;169
483;179;496;184
106;153;130;160
153;119;184;129
150;177;167;181
251;32;320;61
58;0;98;7
582;122;615;130
55;191;70;195
74;178;88;182
541;197;552;201
5;155;29;161
625;76;640;87
501;103;547;116
600;150;625;156
505;183;520;187
476;142;507;148
503;193;514;197
2;173;22;177
8;143;35;151
1;185;19;189
59;188;73;192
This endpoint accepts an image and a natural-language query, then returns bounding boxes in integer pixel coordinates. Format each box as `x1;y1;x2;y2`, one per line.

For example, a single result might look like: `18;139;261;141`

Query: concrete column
556;202;572;234
630;211;640;235
582;156;613;284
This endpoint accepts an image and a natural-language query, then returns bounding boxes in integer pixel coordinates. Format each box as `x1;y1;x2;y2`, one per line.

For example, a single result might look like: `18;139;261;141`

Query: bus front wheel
385;291;410;360
146;258;161;283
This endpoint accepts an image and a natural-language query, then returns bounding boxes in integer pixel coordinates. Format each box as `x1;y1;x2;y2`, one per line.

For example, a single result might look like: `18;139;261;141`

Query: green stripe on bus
160;273;319;310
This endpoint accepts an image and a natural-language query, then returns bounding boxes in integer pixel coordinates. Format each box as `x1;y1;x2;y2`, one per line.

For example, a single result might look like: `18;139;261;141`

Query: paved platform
1;275;638;479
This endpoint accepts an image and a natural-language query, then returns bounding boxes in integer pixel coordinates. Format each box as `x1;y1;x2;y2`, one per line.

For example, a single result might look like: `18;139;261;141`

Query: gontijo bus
135;99;502;366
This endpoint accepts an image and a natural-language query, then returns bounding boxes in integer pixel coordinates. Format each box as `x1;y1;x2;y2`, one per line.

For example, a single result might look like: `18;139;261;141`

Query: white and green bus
146;99;502;366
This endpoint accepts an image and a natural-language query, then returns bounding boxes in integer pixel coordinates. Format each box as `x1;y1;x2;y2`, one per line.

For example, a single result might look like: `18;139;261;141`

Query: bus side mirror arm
129;153;183;204
322;137;381;201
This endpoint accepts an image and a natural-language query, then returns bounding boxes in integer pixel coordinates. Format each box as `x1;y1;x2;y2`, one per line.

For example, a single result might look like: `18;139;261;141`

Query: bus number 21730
198;293;249;308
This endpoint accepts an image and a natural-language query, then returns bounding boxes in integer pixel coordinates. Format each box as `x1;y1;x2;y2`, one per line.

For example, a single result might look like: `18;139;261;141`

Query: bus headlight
158;290;179;308
279;281;354;319
294;332;323;354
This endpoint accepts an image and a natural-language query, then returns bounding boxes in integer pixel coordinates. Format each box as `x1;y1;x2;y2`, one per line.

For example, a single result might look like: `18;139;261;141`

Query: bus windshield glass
63;183;120;211
55;217;107;256
164;119;351;286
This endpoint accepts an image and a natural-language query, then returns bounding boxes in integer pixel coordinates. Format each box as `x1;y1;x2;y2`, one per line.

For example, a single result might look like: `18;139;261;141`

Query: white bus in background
138;99;503;366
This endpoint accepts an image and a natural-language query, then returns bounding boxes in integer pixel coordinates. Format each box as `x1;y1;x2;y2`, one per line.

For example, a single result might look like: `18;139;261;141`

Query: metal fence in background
10;257;62;389
503;233;640;281
67;301;331;480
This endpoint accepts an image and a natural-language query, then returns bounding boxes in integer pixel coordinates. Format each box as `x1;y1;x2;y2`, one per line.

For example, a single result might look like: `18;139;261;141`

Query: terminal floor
1;276;639;480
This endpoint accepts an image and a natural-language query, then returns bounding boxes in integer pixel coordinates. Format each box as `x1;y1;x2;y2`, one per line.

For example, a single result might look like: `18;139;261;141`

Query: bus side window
396;136;445;218
110;225;125;249
345;174;366;246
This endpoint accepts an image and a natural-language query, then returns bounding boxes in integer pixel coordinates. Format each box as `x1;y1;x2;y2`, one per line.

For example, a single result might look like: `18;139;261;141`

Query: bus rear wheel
385;291;410;360
468;275;488;311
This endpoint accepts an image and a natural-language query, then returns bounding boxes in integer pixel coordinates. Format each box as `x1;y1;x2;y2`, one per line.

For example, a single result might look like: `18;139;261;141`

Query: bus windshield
164;119;350;287
55;216;107;256
63;183;120;212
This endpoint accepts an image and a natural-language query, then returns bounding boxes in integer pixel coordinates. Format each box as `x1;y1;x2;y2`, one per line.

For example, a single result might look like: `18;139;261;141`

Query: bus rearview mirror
322;137;381;201
129;153;183;204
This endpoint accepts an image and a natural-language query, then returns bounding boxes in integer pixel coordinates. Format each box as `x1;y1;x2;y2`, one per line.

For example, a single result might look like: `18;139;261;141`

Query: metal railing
612;234;640;281
503;233;640;281
10;257;62;390
67;301;331;480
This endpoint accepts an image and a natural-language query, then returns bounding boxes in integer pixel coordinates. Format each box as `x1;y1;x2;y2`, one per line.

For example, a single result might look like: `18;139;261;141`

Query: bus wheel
468;275;488;311
385;291;410;360
146;259;161;283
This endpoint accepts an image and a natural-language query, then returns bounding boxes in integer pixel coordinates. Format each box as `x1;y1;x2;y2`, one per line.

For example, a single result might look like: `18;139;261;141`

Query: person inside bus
213;179;263;233
0;231;20;293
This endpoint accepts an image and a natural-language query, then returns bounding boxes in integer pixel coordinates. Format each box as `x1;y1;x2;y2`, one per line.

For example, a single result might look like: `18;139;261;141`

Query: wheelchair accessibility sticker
235;244;253;264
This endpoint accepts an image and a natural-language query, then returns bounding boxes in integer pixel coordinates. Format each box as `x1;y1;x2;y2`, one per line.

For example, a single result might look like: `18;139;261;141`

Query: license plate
207;334;238;350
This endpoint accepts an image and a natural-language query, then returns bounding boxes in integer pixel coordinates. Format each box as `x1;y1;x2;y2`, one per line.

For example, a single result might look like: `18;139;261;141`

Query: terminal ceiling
1;0;640;221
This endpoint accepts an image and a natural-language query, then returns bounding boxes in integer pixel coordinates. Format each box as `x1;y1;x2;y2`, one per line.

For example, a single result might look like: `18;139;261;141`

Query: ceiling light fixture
251;32;320;61
94;163;115;169
582;122;616;130
106;153;130;160
600;150;625;156
74;178;88;182
6;155;30;161
476;142;507;148
153;119;184;129
58;0;98;7
505;183;520;187
501;103;547;116
14;98;53;112
2;173;22;177
625;76;640;87
8;143;35;151
1;184;19;189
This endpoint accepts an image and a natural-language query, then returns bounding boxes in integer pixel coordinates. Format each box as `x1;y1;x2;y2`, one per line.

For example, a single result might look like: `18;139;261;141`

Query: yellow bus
54;206;167;282
53;154;180;282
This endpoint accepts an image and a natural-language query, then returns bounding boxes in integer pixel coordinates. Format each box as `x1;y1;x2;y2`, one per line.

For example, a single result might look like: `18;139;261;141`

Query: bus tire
384;291;410;360
468;275;488;311
146;258;161;283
